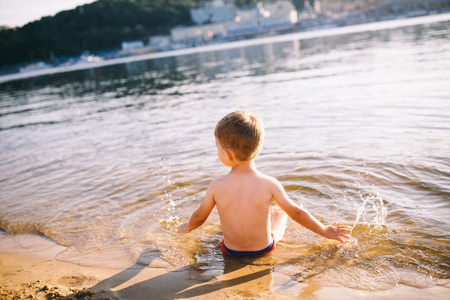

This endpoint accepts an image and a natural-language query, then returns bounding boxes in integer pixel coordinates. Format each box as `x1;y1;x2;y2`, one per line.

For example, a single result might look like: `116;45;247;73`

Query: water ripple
0;18;449;291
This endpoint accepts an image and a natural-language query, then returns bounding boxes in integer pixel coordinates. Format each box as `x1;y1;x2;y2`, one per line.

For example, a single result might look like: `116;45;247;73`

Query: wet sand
0;234;448;299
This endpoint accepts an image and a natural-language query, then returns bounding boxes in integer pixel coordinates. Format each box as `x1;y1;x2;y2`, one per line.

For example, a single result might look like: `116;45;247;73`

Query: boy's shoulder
258;172;283;188
209;171;280;190
209;173;235;188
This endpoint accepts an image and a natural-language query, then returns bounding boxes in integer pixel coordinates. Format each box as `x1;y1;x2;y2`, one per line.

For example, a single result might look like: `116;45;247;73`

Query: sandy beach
0;233;447;300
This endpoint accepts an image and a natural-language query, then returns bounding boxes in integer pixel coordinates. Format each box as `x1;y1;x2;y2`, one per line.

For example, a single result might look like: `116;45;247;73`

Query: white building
172;1;297;42
227;1;297;36
171;23;226;43
149;35;171;50
257;1;298;31
190;0;235;25
226;9;258;36
121;40;144;51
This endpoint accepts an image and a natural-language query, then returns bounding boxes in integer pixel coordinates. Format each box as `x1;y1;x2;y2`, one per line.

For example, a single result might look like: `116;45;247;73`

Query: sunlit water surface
0;17;449;292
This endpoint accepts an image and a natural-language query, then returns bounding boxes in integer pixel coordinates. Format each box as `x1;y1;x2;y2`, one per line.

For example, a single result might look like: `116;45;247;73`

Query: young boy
176;111;351;256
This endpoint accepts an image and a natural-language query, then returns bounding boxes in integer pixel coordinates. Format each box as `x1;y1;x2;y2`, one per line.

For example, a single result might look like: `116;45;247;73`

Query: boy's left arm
270;177;351;242
176;181;216;233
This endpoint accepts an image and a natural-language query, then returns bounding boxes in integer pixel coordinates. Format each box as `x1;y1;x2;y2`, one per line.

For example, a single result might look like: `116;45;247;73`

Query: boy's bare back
211;162;275;251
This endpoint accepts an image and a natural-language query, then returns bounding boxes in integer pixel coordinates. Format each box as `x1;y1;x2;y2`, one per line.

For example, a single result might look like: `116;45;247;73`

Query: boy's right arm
176;180;216;233
270;178;350;242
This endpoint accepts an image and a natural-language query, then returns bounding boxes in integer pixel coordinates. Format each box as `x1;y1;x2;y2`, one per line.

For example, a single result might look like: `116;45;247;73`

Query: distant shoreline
1;13;449;84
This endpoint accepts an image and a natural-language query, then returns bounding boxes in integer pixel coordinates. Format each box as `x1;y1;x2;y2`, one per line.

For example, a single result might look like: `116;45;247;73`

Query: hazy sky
0;0;97;27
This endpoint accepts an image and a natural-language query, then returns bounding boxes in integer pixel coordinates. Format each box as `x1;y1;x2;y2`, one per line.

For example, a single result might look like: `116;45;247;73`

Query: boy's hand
176;222;189;233
323;223;351;242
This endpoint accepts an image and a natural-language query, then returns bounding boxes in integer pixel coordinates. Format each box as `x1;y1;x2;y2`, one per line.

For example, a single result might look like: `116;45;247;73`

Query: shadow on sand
63;251;273;299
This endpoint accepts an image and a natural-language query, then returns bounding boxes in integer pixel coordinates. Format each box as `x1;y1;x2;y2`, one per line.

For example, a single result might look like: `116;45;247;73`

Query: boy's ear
224;148;234;161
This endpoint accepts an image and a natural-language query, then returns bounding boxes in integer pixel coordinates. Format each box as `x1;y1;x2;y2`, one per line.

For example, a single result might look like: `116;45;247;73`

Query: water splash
353;182;387;228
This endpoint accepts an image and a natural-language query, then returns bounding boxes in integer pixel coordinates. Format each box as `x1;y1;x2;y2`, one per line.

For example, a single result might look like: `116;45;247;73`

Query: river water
0;15;449;293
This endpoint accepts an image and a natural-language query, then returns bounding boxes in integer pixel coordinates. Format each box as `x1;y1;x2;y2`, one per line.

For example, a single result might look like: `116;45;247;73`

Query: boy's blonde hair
215;110;264;162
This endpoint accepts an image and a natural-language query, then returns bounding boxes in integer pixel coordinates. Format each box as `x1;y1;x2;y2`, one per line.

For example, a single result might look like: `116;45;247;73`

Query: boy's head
215;110;264;162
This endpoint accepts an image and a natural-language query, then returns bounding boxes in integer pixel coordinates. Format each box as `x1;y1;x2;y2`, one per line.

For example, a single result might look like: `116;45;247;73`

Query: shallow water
0;16;449;292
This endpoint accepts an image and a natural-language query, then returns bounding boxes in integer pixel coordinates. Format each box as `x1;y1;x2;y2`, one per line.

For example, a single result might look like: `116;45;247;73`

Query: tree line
0;0;310;68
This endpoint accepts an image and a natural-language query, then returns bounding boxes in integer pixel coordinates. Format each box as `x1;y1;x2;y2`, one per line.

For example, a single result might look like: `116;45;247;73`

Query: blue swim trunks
221;237;275;257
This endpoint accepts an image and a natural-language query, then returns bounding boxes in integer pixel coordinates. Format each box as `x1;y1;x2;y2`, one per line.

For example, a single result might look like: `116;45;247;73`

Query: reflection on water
0;17;449;292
